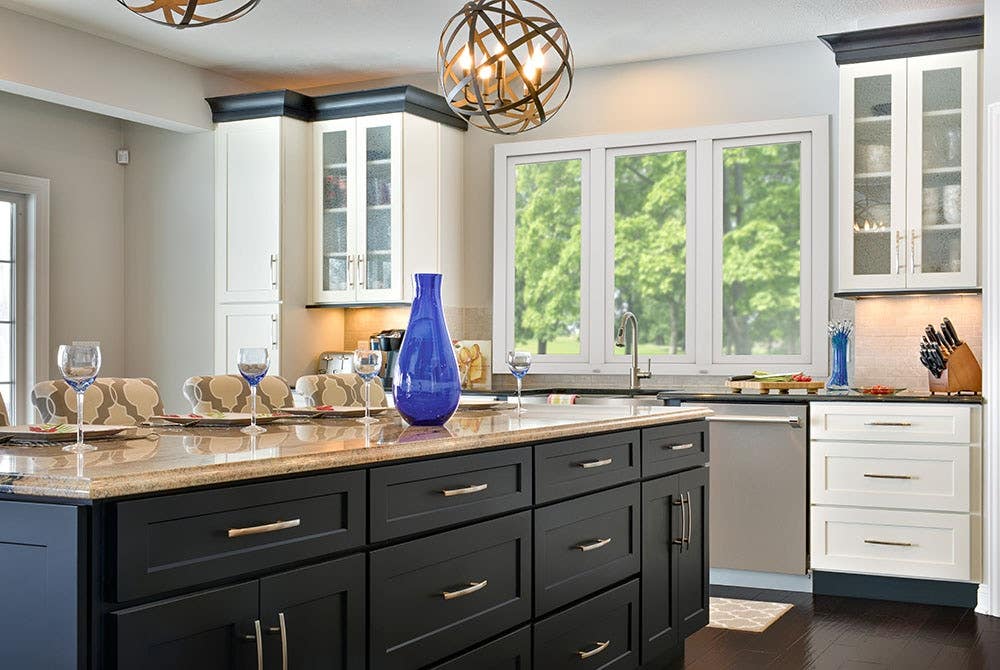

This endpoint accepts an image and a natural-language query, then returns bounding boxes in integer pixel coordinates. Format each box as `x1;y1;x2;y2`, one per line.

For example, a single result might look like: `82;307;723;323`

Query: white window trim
0;172;49;421
493;116;830;376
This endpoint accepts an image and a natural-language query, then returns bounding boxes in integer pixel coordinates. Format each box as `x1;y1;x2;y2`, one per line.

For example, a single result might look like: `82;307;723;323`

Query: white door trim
979;102;1000;617
0;171;49;422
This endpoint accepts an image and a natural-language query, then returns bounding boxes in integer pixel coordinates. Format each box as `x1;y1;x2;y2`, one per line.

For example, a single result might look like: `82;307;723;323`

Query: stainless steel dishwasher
682;402;808;575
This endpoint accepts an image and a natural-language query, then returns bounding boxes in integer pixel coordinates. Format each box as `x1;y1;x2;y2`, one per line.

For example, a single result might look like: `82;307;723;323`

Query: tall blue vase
393;274;461;426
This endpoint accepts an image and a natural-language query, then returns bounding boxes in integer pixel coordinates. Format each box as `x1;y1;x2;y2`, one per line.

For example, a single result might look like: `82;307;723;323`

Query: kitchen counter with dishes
0;404;710;500
658;389;984;404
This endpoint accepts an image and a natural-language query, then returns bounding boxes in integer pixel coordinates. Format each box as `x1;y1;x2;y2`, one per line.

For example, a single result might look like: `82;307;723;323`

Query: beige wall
122;123;216;411
0;91;126;381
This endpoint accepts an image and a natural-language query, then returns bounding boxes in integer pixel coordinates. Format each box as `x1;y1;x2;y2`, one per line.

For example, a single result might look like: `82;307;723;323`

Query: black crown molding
833;287;982;299
818;15;983;65
206;85;468;131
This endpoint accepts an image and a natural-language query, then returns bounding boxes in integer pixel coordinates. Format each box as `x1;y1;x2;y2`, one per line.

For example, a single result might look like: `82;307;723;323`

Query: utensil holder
928;343;982;395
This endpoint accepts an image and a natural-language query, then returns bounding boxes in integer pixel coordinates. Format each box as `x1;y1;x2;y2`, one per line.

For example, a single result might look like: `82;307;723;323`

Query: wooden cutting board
726;379;825;395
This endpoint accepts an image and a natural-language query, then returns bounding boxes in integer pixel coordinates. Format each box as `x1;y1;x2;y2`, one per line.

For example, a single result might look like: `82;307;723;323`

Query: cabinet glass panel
920;67;962;274
365;125;393;291
853;75;894;276
322;130;349;292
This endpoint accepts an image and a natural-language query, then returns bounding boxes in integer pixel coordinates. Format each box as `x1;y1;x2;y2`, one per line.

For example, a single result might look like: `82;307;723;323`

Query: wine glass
237;347;270;435
506;351;532;414
57;343;101;454
353;349;383;425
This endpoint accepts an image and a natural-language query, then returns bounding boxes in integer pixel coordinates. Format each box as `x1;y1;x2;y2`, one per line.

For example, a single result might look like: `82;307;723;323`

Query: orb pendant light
117;0;261;28
438;0;574;135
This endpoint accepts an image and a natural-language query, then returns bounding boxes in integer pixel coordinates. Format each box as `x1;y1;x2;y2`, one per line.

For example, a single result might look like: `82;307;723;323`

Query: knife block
928;343;982;395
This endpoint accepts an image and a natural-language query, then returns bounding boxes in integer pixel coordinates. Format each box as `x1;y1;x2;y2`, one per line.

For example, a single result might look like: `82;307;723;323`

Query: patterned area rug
707;597;794;633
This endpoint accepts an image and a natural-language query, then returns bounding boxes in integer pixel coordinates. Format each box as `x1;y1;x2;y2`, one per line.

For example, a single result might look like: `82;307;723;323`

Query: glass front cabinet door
311;114;403;304
838;51;978;292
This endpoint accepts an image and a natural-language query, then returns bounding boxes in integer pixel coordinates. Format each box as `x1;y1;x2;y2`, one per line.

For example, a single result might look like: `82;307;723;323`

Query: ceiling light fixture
438;0;574;135
117;0;261;29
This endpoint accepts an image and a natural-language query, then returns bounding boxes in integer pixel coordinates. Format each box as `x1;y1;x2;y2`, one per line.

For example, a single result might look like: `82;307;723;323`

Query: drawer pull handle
441;483;489;497
668;443;695;451
228;518;301;538
578;457;613;469
266;612;288;670
575;537;613;552
242;620;263;670
707;415;801;427
577;640;611;660
864;539;914;547
864;421;913;427
674;497;686;546
442;579;488;600
864;473;914;480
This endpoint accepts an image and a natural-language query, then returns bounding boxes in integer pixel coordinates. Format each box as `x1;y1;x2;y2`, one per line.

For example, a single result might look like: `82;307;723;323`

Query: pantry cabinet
309;112;463;306
838;51;979;292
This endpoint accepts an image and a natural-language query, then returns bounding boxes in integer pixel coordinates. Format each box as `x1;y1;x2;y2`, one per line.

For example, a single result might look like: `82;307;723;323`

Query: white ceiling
0;0;983;89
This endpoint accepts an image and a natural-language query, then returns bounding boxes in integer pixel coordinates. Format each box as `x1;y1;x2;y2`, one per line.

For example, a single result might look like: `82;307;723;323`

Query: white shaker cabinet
839;51;979;292
214;303;280;376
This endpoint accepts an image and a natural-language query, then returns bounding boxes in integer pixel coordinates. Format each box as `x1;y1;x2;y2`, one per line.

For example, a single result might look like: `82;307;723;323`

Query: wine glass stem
516;377;523;413
365;379;371;422
250;385;257;431
76;390;85;448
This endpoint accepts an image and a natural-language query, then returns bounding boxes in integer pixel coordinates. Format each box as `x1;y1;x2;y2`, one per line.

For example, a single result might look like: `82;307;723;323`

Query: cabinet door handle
271;314;279;350
911;231;921;270
267;612;288;670
347;254;356;289
894;230;903;275
707;415;801;428
683;492;692;546
358;255;365;287
864;421;912;427
575;537;613;552
442;579;488;600
577;457;613;469
270;254;279;289
243;620;263;670
864;473;914;480
577;640;611;660
864;539;914;547
668;443;695;451
440;483;488;497
228;518;301;538
673;498;685;546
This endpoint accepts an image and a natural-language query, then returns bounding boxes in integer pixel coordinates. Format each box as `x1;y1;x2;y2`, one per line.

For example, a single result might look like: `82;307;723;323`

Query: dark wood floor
670;585;1000;669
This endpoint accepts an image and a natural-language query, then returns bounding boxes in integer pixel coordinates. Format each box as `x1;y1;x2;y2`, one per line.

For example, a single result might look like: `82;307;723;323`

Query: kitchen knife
939;322;956;350
943;317;962;347
925;325;942;347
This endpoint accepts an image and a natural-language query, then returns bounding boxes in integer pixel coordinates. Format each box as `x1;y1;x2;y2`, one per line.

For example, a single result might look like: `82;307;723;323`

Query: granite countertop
0;405;710;501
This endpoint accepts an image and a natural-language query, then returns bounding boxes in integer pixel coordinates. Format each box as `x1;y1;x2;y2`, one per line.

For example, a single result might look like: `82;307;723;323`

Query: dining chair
0;393;10;427
183;375;292;414
294;374;388;408
30;378;165;425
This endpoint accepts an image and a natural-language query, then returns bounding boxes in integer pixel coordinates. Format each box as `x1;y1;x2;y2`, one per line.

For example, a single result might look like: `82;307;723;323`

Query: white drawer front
810;507;970;581
811;442;970;512
811;403;971;444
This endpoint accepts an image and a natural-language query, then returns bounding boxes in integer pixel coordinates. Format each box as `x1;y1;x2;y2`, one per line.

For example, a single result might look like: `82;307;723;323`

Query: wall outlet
116;149;130;165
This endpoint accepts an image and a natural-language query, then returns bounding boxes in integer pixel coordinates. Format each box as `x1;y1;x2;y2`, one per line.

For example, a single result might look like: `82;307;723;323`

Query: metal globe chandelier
438;0;574;135
117;0;261;28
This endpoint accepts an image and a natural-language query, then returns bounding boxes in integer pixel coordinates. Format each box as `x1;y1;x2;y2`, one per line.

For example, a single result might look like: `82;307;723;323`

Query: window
493;118;829;376
0;194;19;419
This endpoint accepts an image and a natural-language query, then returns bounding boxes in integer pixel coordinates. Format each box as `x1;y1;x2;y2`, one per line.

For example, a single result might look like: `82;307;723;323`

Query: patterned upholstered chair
182;375;293;414
30;378;165;425
0;393;10;427
294;374;388;408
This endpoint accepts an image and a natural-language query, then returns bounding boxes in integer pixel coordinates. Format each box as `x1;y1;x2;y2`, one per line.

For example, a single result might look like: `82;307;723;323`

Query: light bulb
478;64;493;81
458;47;473;72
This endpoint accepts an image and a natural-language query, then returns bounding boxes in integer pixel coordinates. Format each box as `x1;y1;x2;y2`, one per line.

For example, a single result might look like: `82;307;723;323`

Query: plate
0;424;130;443
153;413;282;427
458;398;515;411
851;387;908;396
279;406;389;419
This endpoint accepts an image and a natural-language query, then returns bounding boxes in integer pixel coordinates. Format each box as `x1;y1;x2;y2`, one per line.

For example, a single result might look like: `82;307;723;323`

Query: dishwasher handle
706;415;802;428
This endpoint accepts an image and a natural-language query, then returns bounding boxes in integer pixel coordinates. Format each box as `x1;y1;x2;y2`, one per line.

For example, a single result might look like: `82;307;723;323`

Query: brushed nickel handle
893;230;903;275
228;518;301;538
683;492;692;546
673;497;685;546
707;415;801;427
266;612;288;670
668;443;695;451
864;421;913;427
243;620;263;670
441;483;488;497
865;539;914;547
270;254;279;289
271;314;279;349
911;230;921;270
578;457;613;469
577;640;611;660
864;473;914;480
347;254;356;288
575;537;612;552
442;579;488;600
358;255;365;287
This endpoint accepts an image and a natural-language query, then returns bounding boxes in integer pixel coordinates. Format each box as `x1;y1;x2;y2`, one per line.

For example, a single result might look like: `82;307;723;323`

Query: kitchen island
0;405;710;670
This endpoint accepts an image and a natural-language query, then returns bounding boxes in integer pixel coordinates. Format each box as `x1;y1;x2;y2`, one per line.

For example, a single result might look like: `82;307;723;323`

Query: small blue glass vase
827;321;854;391
393;274;461;426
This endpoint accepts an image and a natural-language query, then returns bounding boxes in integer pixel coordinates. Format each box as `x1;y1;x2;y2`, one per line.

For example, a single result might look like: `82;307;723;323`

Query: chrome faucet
615;311;652;391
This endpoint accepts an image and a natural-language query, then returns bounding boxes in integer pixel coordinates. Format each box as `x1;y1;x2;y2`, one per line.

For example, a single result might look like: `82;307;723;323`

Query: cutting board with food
726;372;824;394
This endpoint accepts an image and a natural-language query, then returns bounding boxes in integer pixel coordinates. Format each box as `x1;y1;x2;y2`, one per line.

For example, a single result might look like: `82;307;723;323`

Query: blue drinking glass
238;347;269;435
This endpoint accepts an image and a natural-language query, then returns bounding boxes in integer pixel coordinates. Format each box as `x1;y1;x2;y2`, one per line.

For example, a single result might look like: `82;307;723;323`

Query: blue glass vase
393;274;461;426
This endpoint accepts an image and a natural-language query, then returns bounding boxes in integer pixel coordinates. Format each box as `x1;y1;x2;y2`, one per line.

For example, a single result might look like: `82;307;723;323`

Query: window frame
492;116;830;377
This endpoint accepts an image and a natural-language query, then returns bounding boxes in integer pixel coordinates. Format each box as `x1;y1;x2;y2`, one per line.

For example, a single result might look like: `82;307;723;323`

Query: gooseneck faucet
615;311;652;391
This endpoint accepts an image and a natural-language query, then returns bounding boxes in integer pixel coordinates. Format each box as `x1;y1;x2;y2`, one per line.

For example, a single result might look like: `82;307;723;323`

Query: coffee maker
370;329;404;389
